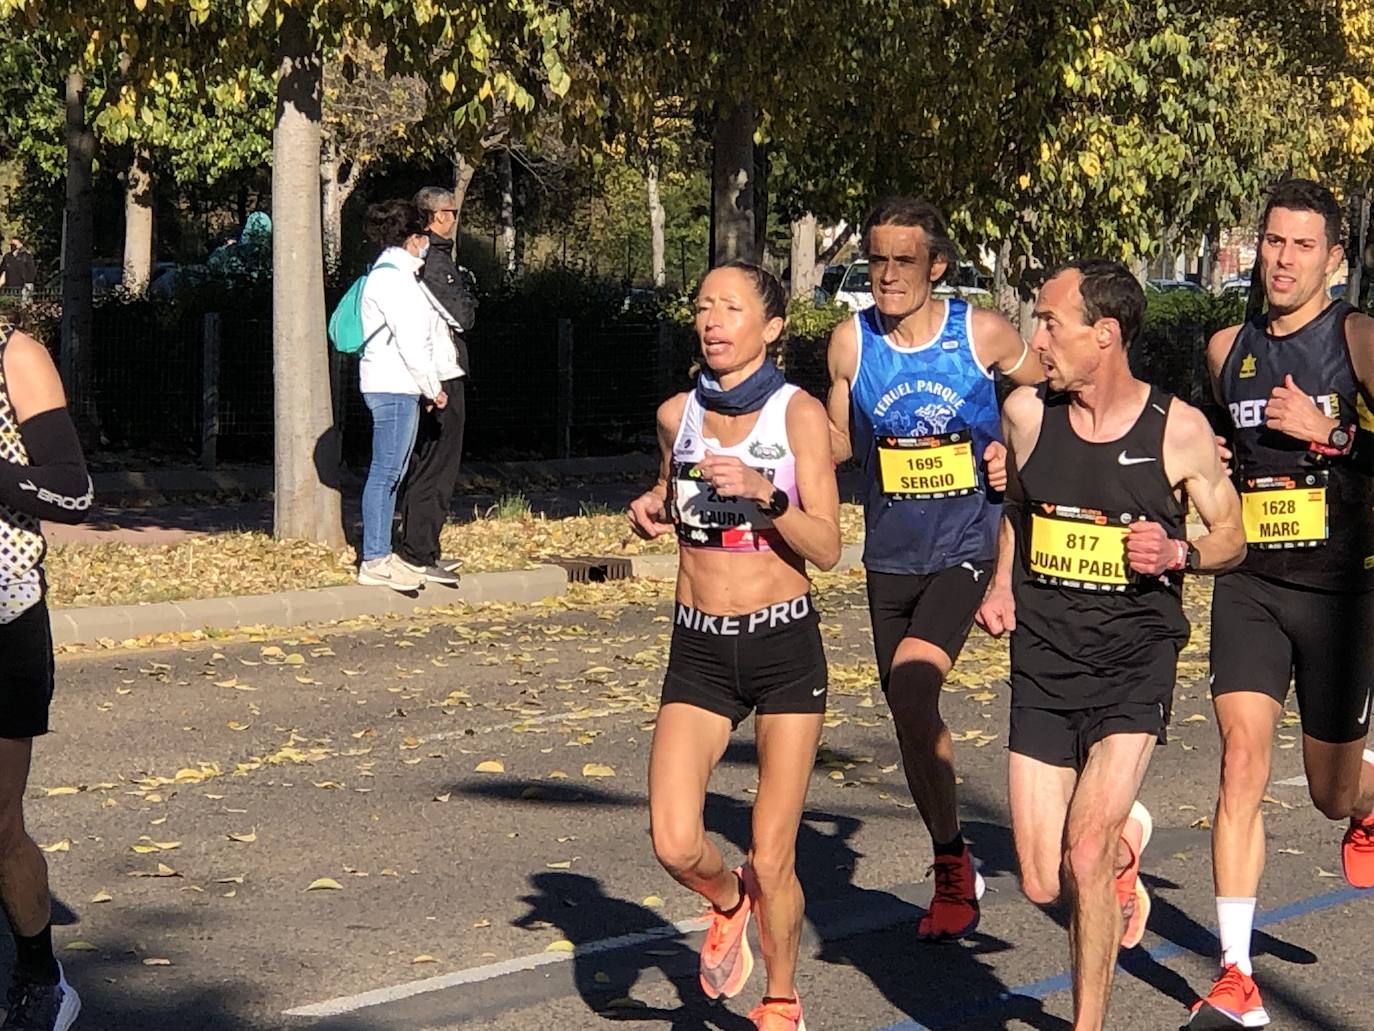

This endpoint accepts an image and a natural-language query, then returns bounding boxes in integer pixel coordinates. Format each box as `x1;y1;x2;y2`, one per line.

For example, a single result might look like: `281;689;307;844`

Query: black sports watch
1184;543;1202;573
759;487;790;518
1329;424;1354;452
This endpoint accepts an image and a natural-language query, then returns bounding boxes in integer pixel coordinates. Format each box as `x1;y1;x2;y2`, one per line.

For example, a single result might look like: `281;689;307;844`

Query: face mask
416;242;430;259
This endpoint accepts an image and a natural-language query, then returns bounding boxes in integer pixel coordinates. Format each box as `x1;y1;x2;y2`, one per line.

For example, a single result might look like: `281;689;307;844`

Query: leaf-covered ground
45;505;869;609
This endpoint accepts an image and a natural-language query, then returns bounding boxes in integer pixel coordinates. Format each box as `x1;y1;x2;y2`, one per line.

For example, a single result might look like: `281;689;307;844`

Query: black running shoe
2;964;80;1031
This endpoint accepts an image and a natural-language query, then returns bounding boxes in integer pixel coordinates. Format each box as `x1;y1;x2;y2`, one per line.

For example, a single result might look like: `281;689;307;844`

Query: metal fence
4;297;1209;466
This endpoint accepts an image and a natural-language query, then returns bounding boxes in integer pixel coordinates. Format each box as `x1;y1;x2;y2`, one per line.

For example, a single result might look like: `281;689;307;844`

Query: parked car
832;261;872;312
817;264;847;302
1220;275;1253;295
1147;278;1206;294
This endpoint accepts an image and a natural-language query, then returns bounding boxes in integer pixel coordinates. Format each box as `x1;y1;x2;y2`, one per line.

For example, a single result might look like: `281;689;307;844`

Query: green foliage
784;296;849;339
1144;289;1246;335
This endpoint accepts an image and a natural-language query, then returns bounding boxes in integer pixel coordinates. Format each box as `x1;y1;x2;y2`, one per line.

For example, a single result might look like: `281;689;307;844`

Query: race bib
671;460;774;547
1027;502;1134;592
876;431;979;499
1240;473;1328;549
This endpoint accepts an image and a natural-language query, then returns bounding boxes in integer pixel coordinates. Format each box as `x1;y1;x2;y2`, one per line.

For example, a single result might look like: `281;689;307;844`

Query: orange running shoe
1341;750;1374;889
916;845;986;941
748;996;807;1031
698;866;753;1000
1116;800;1153;949
1187;963;1270;1028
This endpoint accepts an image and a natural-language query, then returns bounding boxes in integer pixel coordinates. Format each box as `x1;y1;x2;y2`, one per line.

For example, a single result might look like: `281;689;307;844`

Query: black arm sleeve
420;248;476;332
0;408;93;524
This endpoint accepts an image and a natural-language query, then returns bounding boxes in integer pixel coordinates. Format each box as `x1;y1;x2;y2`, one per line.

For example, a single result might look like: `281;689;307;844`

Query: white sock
1216;896;1256;976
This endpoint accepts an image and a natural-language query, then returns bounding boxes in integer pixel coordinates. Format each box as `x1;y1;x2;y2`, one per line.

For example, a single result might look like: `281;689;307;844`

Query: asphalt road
26;573;1373;1030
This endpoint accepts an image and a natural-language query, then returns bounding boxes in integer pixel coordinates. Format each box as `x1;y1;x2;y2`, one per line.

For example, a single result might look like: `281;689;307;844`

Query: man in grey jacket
395;187;476;584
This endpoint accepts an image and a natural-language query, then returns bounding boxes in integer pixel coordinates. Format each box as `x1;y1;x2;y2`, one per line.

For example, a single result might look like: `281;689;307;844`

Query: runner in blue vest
826;198;1041;940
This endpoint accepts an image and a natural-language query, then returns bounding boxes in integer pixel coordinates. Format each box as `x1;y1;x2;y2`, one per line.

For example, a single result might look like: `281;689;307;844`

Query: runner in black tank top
978;260;1244;1031
1192;180;1374;1029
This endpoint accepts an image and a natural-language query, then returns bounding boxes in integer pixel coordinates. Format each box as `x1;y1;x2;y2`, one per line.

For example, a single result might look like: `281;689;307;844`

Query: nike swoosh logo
1359;691;1371;727
812;687;826;697
1117;451;1157;466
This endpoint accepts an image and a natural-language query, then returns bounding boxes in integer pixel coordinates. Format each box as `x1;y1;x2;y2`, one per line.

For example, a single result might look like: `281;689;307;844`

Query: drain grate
545;556;635;583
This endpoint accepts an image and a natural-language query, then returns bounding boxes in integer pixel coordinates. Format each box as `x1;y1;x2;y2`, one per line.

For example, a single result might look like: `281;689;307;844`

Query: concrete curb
48;543;870;647
48;565;570;647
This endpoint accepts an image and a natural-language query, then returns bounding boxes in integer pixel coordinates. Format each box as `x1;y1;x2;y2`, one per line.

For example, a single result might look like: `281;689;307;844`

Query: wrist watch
1184;543;1202;573
1329;423;1355;453
759;488;790;518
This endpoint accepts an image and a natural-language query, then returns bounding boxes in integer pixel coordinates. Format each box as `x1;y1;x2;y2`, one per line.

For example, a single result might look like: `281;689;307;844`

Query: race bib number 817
1028;503;1134;592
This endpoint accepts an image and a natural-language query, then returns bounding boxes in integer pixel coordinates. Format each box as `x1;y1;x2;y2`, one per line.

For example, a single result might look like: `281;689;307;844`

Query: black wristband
759;487;790;518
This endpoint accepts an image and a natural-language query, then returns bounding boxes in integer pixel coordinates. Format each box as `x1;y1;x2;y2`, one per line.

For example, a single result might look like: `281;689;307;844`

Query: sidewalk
40;456;870;646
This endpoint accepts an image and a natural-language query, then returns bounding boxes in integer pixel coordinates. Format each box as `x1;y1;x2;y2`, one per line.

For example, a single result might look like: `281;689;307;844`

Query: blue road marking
872;886;1370;1031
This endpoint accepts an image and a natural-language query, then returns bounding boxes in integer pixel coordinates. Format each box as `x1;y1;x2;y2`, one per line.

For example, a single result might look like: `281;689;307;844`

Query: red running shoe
1341;750;1374;889
1187;963;1270;1028
916;846;985;941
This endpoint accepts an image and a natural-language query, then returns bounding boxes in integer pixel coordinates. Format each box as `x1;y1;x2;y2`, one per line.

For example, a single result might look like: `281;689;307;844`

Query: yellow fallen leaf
45;786;80;797
227;830;257;844
546;860;572;869
215;875;245;884
306;877;344;891
412;954;437;964
1181;714;1209;724
40;840;70;853
284;654;306;666
259;646;284;658
227;721;250;731
582;763;615;778
641;895;664;908
472;918;491;928
1317;867;1340;878
474;760;505;774
545;939;575;953
90;891;113;904
142;957;172;966
65;941;96;951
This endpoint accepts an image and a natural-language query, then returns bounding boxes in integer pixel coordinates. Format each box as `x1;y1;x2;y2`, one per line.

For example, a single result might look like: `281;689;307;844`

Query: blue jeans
361;392;420;561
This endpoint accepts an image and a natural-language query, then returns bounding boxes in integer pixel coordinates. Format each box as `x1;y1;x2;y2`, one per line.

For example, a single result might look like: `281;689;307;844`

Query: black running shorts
0;601;55;739
1009;699;1169;772
865;563;993;690
1210;573;1374;745
661;595;827;728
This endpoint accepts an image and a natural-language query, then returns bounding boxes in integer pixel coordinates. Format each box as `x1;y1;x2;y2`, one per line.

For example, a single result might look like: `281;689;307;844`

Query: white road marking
283;914;710;1018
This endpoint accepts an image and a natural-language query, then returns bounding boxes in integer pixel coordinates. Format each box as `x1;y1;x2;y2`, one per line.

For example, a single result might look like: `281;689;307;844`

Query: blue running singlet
849;298;1003;575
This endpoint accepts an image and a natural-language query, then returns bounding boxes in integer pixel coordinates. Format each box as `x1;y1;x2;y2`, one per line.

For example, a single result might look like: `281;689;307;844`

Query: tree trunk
451;151;477;263
752;142;770;268
994;239;1018;321
319;139;359;280
647;148;666;289
711;100;756;265
61;69;98;441
121;148;154;295
789;214;819;299
497;148;516;279
272;8;343;547
319;140;343;278
1350;184;1370;307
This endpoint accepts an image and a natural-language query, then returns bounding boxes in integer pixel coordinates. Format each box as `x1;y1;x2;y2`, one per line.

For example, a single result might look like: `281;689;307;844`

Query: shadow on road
514;871;751;1030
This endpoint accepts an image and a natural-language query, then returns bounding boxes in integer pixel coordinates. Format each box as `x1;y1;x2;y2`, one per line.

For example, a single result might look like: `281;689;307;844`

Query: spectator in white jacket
356;200;447;591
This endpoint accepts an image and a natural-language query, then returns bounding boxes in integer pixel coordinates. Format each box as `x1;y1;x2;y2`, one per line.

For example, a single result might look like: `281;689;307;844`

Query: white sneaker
357;555;424;591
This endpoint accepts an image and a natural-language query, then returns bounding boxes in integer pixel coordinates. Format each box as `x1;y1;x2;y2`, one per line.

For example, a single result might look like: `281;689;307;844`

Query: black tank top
1011;384;1189;709
1219;301;1374;592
